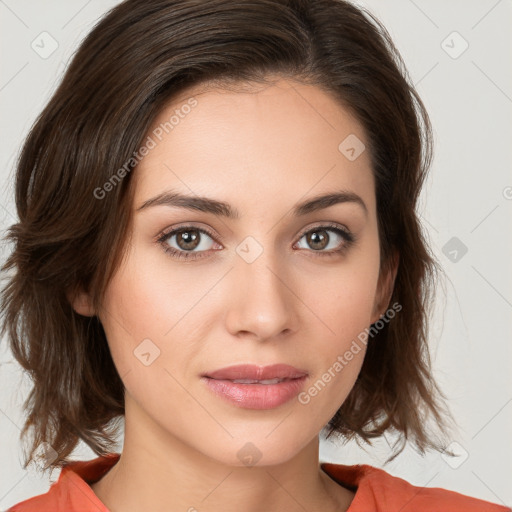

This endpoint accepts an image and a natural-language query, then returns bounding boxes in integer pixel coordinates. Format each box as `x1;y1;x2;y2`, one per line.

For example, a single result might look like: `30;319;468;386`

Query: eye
157;226;221;260
294;224;355;256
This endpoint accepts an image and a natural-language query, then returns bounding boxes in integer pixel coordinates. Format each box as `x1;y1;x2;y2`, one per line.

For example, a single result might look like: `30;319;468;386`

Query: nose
224;246;299;342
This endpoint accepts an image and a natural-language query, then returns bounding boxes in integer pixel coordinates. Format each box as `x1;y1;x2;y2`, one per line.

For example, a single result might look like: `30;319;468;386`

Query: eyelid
295;221;352;240
155;222;224;245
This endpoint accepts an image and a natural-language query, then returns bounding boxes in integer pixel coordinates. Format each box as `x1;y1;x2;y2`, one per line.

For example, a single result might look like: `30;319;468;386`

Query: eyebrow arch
136;189;367;218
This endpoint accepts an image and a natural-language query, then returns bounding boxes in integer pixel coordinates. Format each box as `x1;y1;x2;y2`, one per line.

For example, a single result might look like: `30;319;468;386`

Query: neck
90;397;354;512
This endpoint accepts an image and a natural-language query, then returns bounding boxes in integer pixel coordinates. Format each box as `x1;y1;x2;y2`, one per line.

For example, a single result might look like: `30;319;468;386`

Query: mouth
201;364;308;410
203;363;308;381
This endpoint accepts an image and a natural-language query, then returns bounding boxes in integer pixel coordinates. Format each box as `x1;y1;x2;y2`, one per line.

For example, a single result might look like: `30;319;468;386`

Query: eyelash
156;223;356;261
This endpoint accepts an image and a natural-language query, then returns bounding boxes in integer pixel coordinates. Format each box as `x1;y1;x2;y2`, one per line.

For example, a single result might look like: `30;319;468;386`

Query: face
81;77;393;467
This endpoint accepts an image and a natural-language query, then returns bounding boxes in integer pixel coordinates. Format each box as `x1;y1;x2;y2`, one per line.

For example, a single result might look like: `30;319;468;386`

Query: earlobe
371;250;399;324
66;287;95;317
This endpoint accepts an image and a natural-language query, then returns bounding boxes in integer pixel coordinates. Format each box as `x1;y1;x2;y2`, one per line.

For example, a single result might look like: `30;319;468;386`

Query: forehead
132;77;375;216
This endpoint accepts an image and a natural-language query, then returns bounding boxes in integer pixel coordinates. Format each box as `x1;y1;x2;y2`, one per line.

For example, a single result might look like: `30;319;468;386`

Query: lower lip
202;376;307;409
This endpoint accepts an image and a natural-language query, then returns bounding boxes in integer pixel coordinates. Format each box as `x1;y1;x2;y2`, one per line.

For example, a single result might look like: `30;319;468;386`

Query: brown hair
1;0;452;471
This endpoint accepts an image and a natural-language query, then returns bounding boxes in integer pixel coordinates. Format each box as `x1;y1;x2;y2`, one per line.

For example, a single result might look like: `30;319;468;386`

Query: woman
1;0;509;510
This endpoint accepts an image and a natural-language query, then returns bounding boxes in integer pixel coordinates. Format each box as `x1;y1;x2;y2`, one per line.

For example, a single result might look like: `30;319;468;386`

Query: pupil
308;231;328;250
178;230;199;250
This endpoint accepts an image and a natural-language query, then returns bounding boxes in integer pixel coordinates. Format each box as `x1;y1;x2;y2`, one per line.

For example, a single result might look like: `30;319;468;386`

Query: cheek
295;245;379;404
98;242;228;401
98;251;207;426
305;249;380;343
100;243;206;344
97;247;174;373
294;274;376;421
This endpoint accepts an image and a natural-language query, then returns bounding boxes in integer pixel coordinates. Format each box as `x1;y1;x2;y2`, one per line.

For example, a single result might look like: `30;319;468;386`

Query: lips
204;363;308;382
202;364;308;409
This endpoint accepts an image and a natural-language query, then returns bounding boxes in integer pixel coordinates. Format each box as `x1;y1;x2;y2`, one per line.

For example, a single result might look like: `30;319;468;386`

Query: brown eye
295;225;355;255
305;230;329;250
158;226;219;260
175;229;201;250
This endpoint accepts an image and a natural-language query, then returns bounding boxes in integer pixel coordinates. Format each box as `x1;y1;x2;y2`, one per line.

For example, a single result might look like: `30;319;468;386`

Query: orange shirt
7;453;510;511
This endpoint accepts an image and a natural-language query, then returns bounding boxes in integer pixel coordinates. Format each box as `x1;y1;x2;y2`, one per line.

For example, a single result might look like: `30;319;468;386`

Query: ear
66;286;95;317
370;250;399;325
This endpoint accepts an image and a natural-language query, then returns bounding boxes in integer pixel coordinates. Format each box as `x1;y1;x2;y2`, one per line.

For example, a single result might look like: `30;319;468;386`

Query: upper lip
203;364;308;380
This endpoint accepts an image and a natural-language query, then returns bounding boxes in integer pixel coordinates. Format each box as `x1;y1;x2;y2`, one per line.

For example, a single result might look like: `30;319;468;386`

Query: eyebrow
136;189;368;218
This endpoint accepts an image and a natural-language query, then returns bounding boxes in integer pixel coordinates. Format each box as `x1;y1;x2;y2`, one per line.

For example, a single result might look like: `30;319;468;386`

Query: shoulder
6;454;119;512
321;462;511;512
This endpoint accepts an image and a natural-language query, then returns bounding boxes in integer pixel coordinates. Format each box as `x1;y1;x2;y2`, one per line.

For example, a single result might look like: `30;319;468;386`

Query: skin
73;76;397;512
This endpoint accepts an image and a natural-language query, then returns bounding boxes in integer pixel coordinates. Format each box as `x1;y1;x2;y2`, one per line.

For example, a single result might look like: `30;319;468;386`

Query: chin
194;430;315;469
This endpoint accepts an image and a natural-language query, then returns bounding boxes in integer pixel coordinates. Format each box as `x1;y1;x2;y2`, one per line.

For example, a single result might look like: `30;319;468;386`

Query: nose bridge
225;235;297;340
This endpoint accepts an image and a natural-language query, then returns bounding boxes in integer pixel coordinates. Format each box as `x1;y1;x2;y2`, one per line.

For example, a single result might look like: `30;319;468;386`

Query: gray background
1;0;511;509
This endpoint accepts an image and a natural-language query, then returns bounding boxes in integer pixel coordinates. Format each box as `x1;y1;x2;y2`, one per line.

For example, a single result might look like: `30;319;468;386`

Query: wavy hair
1;0;452;470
